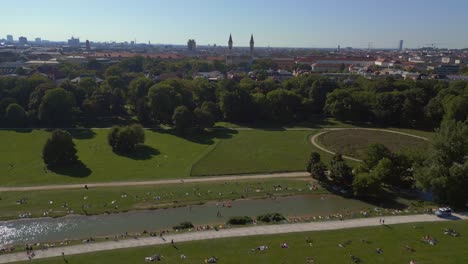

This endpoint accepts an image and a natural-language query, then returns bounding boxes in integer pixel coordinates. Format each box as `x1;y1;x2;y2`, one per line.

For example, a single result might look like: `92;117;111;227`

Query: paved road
309;128;429;163
0;172;309;192
0;214;465;263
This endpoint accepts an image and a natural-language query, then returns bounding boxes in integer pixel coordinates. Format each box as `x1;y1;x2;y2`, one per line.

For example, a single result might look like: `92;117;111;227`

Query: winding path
0;214;466;263
310;128;429;163
0;172;309;192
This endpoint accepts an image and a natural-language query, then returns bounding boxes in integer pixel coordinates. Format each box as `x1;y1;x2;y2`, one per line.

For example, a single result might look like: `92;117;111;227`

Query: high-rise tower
228;34;233;51
399;40;404;51
250;34;254;57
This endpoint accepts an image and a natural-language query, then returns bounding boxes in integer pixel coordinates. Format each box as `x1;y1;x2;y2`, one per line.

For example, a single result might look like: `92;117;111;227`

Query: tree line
0;57;466;131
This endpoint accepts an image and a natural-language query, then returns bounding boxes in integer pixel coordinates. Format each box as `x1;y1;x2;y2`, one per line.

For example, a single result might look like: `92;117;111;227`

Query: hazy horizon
3;0;468;49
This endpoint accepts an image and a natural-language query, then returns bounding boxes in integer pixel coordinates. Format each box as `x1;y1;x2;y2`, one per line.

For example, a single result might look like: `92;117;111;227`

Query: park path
0;213;466;263
0;172;309;192
309;128;429;163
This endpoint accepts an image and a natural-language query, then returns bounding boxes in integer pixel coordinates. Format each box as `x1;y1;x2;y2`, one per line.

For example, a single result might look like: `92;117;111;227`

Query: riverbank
1;214;466;264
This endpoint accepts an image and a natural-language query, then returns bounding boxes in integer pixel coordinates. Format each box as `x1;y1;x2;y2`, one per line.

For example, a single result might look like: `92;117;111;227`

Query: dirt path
310;128;429;163
0;172;309;192
0;214;465;263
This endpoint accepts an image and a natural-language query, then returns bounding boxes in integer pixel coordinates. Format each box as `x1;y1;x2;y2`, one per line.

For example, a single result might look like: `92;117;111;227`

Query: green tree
414;120;468;207
266;89;301;122
148;84;183;124
364;143;393;169
42;130;78;167
38;88;76;124
352;172;382;197
4;103;26;126
329;154;353;186
107;124;145;153
172;106;193;135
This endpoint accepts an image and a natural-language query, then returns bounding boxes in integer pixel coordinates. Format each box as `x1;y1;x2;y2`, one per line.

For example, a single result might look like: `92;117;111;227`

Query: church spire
228;34;233;50
250;34;254;55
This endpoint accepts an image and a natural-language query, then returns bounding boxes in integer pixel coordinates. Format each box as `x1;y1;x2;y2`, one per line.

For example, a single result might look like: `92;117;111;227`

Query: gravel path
0;214;465;263
0;172;309;192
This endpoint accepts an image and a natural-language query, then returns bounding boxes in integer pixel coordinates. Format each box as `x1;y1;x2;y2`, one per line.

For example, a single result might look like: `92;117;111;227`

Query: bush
172;221;194;230
227;216;253;225
256;213;286;223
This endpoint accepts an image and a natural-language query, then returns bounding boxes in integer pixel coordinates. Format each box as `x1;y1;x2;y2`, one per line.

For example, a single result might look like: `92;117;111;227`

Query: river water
0;195;373;246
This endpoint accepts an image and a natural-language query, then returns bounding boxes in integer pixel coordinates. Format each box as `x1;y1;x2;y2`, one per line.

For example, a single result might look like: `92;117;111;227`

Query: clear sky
3;0;468;49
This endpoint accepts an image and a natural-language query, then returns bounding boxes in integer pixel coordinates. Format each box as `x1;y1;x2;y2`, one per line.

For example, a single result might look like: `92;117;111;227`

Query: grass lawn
317;129;429;159
191;130;315;176
20;220;468;264
0;178;322;220
0;129;223;186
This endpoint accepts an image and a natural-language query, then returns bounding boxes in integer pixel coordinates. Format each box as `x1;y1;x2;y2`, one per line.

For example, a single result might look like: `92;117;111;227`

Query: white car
435;207;452;217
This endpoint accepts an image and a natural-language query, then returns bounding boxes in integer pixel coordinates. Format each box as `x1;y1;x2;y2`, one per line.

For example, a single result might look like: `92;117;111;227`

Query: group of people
421;235;437;245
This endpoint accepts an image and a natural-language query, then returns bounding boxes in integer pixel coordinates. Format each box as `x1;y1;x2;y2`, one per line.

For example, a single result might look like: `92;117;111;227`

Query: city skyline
2;0;468;49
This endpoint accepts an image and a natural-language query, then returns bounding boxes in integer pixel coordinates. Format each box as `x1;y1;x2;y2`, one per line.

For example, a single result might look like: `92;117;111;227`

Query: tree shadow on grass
152;128;238;145
48;161;92;178
116;145;160;160
66;128;96;139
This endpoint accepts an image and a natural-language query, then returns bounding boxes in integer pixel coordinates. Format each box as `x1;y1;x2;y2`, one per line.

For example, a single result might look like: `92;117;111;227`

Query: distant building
399;40;404;51
18;36;28;45
86;40;91;51
375;58;391;68
6;35;13;43
228;34;233;51
436;64;460;75
187;39;196;51
35;38;41;44
68;37;80;47
194;71;224;81
250;34;254;57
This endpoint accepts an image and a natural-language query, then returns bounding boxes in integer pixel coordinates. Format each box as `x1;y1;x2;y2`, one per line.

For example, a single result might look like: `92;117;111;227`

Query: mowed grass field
191;130;315;176
20;220;468;264
0;129;215;186
0;129;318;186
0;178;321;220
317;129;429;159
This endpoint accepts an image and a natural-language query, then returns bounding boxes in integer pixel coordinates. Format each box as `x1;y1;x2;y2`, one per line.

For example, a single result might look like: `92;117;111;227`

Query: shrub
256;213;286;223
227;216;253;225
172;221;194;230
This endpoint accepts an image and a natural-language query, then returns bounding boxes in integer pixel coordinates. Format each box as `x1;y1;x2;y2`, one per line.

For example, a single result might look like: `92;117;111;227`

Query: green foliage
352;172;382;197
4;103;26;126
307;152;327;181
148;84;183;124
172;106;193;135
227;216;253;225
256;213;286;223
107;124;145;153
219;89;254;122
329;154;353;186
266;89;302;122
364;143;393;169
38;88;76;124
172;221;194;230
42;130;78;167
414;119;468;207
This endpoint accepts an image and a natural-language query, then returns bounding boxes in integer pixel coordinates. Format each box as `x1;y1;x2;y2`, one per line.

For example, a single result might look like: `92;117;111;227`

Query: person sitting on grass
375;248;383;254
280;243;289;248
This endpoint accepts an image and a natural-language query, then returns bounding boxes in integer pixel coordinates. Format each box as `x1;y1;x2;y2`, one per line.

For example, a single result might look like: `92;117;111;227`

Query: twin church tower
226;34;255;65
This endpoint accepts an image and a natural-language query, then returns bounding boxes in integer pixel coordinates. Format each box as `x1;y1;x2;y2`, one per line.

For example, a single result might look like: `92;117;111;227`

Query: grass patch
19;220;468;264
191;130;315;176
0;129;234;186
317;129;429;159
0;178;322;220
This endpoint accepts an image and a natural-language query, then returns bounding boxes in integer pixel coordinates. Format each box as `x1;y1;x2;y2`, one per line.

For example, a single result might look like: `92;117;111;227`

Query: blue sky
3;0;468;48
